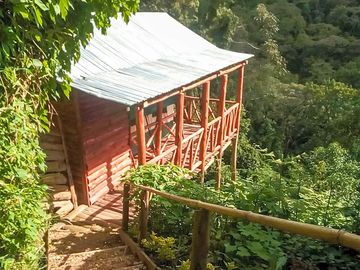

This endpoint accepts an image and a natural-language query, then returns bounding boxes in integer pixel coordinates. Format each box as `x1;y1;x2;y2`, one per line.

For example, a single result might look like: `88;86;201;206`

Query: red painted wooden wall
56;91;134;205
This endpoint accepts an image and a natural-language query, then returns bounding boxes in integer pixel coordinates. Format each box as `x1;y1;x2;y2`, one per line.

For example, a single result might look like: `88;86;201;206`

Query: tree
336;57;360;89
0;1;139;269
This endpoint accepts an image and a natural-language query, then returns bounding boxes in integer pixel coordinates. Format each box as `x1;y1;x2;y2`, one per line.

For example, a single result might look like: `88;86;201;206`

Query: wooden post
155;102;163;156
190;209;210;270
56;114;78;208
138;190;150;243
200;82;210;182
235;65;245;130
175;92;184;165
231;66;245;181
122;183;130;231
216;75;228;189
136;105;146;165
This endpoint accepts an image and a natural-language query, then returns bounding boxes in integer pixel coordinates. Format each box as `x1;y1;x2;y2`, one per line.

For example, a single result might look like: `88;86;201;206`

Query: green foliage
0;0;139;268
138;1;360;269
177;260;215;270
127;157;360;269
215;222;287;270
142;232;176;262
0;98;49;269
246;80;360;156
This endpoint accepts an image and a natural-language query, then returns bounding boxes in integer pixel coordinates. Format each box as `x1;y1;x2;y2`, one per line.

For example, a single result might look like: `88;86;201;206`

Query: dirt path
47;221;145;270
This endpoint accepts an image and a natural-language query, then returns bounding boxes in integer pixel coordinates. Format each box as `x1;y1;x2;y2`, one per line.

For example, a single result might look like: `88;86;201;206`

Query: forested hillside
137;1;360;269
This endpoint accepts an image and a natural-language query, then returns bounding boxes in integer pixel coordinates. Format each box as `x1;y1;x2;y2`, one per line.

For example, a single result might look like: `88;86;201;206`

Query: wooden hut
42;13;253;207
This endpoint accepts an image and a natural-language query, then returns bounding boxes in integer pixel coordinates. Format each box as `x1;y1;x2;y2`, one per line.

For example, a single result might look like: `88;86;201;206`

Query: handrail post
175;92;185;165
138;189;150;243
231;66;244;181
122;183;130;232
216;75;228;189
190;209;210;270
200;82;210;183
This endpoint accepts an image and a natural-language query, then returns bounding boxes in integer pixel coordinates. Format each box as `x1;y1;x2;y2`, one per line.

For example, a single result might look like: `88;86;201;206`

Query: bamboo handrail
133;184;360;252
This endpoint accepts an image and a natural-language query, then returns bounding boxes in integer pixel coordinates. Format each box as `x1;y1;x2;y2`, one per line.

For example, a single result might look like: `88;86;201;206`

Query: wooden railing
123;184;360;270
223;103;240;142
184;96;219;125
206;117;222;157
131;112;177;164
132;97;239;173
179;127;204;171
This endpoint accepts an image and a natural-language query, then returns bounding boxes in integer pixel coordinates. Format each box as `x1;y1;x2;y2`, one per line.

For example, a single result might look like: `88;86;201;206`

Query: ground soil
47;221;145;270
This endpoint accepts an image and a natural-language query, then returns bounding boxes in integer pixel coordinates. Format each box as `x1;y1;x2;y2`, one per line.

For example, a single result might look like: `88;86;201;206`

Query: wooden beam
122;184;130;231
155;102;163;156
135;105;146;165
199;82;210;182
216;75;228;189
175;92;185;165
119;230;160;270
133;184;360;252
190;209;210;270
56;115;78;208
144;89;181;108
182;62;247;92
235;65;245;129
231;66;245;181
73;90;90;205
143;61;247;107
230;137;238;182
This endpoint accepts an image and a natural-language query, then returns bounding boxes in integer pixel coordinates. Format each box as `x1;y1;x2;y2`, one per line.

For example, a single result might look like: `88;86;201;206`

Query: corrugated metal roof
70;12;253;106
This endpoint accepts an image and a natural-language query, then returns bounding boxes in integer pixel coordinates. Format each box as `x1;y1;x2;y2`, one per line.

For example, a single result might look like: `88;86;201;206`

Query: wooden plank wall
54;94;88;204
78;92;134;205
40;122;74;217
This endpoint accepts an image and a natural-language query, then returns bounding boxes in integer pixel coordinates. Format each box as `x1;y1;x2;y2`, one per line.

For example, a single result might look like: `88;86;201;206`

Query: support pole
56;114;78;208
122;184;130;231
136;105;146;165
216;75;228;189
190;209;210;270
200;82;210;183
155;102;163;156
231;66;245;181
175;92;184;165
138;190;150;243
235;65;245;130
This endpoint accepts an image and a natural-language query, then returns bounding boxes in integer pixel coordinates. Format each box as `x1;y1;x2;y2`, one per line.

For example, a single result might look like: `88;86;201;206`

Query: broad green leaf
61;82;71;98
236;246;251;257
33;7;43;26
35;0;48;11
247;242;271;261
15;168;28;180
224;243;237;253
59;0;69;19
32;59;42;68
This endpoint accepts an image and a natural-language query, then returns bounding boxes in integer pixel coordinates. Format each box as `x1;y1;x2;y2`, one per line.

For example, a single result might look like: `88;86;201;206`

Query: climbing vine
0;1;139;269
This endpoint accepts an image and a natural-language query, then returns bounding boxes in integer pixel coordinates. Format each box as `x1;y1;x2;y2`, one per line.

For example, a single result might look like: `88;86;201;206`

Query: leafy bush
0;99;49;270
126;163;360;269
142;232;176;262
